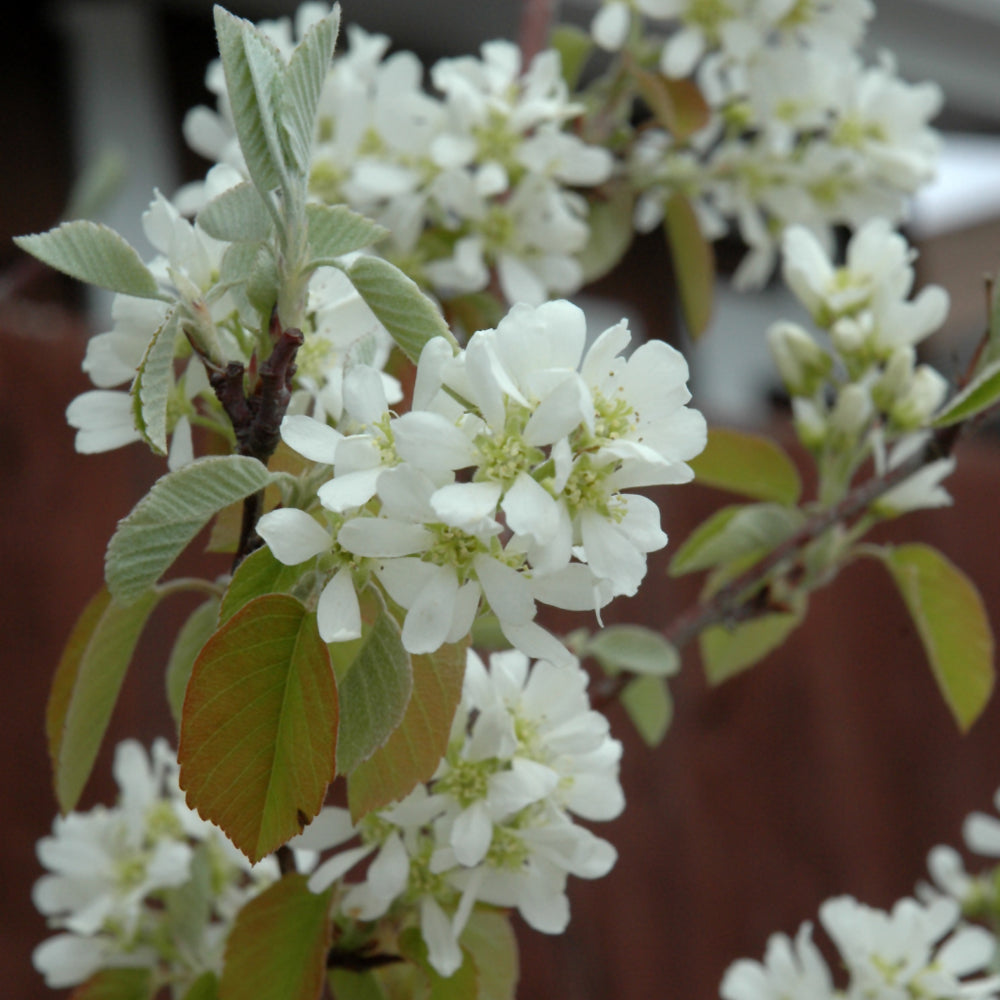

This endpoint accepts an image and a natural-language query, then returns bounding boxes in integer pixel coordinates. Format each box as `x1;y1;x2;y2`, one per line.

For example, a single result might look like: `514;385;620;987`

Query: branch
518;0;559;65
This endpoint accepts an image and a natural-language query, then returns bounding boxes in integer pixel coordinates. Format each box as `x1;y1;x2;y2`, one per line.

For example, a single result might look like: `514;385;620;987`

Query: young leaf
327;970;387;1000
281;8;341;174
15;221;162;299
882;543;995;731
180;972;219;1000
220;874;333;1000
663;193;714;338
131;309;180;456
577;182;636;285
305;203;388;266
336;609;413;778
214;7;286;194
348;638;466;821
165;597;222;728
68;968;154;1000
669;503;805;577
628;65;710;142
700;610;804;684
399;926;477;1000
621;675;673;746
105;455;273;605
550;25;593;90
345;255;458;363
197;181;275;243
219;544;309;624
690;427;802;503
585;625;680;677
461;908;519;1000
933;359;1000;428
47;587;162;813
179;595;338;862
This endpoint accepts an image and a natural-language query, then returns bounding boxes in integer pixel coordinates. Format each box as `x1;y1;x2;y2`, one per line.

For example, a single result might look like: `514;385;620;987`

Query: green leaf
399;927;477;1000
933;359;1000;428
306;203;388;266
47;586;161;814
690;427;802;503
131;309;180;456
214;7;286;194
220;544;309;624
345;255;458;363
585;625;679;677
281;9;341;174
166;844;214;964
69;968;153;1000
247;244;280;316
882;543;995;731
669;503;804;577
700;610;804;684
328;970;387;1000
348;638;466;821
621;675;673;746
577;182;635;285
178;595;338;861
549;24;593;90
220;874;332;1000
105;455;272;605
629;66;710;142
165;597;222;728
461;908;519;1000
663;193;714;338
180;972;219;1000
336;609;413;779
15;221;162;299
197;182;275;242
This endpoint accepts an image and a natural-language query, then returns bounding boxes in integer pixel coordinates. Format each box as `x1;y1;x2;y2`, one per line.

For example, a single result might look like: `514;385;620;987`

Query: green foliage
328;970;387;1000
68;968;153;1000
933;359;1000;428
690;427;802;503
348;639;467;820
14;221;163;299
336;608;413;781
669;503;805;577
166;846;214;974
305;203;388;266
47;587;162;813
459;909;519;1000
629;65;710;142
219;544;307;624
197;182;275;243
584;624;679;677
104;455;273;605
131;309;181;456
662;193;715;338
700;609;805;684
345;255;458;363
399;927;478;1000
178;595;338;862
280;9;341;175
881;543;995;731
220;874;333;1000
549;24;594;90
180;972;219;1000
620;675;673;746
165;597;222;728
577;181;636;285
214;8;287;196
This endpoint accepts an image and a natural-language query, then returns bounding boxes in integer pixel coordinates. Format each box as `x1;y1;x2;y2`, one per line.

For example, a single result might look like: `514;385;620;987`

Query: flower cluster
614;0;942;287
32;739;296;991
182;5;614;307
720;894;1000;1000
65;183;400;466
257;298;706;658
766;217;954;513
296;647;624;977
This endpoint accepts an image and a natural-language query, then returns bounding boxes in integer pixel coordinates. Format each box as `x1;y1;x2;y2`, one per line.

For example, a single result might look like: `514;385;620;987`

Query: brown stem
517;0;559;65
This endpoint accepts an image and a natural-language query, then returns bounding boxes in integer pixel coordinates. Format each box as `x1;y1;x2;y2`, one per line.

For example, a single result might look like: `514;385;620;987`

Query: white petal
337;518;434;557
451;801;494;867
317;568;362;642
474;553;535;625
401;566;459;653
281;414;343;464
421;896;464;977
256;508;330;565
307;844;375;893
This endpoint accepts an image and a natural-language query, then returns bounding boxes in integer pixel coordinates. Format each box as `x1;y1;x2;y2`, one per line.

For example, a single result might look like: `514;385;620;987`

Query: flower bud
829;383;873;442
889;364;949;429
792;397;827;450
767;321;831;396
871;346;916;413
830;312;872;356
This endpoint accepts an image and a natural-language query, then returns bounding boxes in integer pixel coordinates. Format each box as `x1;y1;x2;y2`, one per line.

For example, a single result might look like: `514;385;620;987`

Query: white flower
720;922;834;1000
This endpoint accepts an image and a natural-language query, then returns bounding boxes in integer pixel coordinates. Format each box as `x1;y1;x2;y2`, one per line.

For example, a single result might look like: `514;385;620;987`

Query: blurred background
3;1;1000;997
